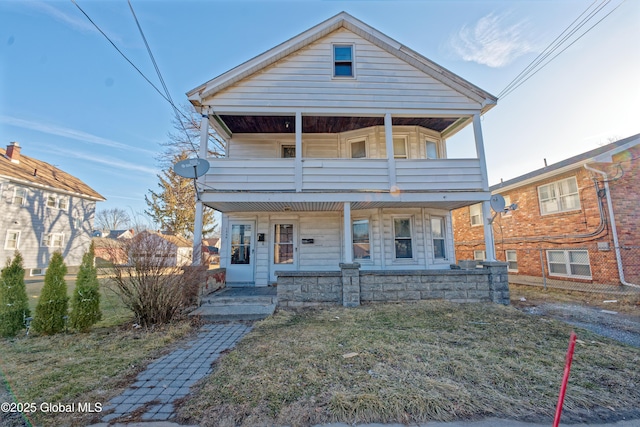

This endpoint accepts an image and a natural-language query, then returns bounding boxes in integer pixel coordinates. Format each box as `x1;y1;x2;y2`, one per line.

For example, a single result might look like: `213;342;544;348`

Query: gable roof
492;133;640;192
187;11;497;113
0;145;105;201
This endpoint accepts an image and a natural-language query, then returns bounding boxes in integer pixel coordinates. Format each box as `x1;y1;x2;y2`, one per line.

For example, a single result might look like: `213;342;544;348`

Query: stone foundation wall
276;262;510;307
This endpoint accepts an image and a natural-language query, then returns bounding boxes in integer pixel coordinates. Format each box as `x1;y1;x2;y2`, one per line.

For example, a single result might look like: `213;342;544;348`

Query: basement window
547;249;591;279
333;44;354;78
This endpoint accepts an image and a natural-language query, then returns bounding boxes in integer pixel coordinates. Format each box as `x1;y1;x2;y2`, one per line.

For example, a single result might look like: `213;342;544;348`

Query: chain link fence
506;245;640;296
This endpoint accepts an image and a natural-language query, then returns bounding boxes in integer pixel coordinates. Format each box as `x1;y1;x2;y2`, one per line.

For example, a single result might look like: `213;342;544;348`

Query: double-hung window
547;249;591;278
333;44;354;77
4;230;20;250
538;177;580;215
470;203;483;226
505;250;518;271
12;187;26;205
393;217;413;259
43;232;64;248
352;219;371;260
46;195;69;209
431;217;446;259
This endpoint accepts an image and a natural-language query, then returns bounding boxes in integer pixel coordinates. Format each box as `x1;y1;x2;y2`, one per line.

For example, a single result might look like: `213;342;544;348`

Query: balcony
202;157;484;193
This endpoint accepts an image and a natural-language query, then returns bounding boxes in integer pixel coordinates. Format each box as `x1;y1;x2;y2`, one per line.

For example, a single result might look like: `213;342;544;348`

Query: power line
71;0;208;153
498;0;624;100
127;0;198;154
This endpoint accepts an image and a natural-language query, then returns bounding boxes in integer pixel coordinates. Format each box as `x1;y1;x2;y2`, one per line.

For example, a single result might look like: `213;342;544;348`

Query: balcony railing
203;158;484;192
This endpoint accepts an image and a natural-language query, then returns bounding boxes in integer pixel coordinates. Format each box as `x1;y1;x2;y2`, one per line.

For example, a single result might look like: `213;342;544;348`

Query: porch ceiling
217;115;459;134
204;200;475;213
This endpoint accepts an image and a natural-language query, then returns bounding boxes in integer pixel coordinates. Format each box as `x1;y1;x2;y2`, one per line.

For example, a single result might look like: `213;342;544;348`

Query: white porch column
472;113;496;261
295;111;302;192
192;113;209;265
384;113;397;188
343;202;353;264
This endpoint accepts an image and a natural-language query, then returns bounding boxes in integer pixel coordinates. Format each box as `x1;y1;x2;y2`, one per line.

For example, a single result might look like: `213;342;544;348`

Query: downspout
584;164;639;288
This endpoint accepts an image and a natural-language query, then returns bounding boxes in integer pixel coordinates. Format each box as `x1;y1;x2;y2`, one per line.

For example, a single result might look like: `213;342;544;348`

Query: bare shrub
105;231;202;326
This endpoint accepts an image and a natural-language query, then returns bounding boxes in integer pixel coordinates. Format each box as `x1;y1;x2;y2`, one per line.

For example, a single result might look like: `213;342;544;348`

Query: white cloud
42;146;158;176
0;115;156;156
449;12;537;68
26;1;98;34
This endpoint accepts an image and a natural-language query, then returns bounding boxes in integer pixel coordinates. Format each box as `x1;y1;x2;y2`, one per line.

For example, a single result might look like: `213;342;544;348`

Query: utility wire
498;0;624;100
71;0;214;152
127;0;198;154
498;0;605;98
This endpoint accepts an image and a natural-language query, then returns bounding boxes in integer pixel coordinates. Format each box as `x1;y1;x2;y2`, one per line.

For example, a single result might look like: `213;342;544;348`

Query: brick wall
453;156;639;286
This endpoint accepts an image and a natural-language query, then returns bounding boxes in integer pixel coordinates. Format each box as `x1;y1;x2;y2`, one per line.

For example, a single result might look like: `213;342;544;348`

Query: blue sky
1;0;639;219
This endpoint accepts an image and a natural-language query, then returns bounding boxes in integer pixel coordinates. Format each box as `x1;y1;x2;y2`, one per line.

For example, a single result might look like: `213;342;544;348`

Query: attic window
333;44;354;77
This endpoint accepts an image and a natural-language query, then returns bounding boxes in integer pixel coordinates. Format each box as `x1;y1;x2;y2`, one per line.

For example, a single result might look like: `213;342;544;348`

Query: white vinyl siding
547;250;591;279
4;230;20;250
505;250;518;272
210;28;479;112
470;203;483;226
538;177;580;215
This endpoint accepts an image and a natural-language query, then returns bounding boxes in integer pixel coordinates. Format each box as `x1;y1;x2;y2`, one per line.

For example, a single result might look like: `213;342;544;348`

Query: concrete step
200;295;276;306
190;302;276;322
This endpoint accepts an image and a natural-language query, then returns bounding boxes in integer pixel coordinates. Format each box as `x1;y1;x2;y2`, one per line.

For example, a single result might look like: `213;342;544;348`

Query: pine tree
145;150;216;238
32;252;68;335
0;252;30;337
69;243;102;332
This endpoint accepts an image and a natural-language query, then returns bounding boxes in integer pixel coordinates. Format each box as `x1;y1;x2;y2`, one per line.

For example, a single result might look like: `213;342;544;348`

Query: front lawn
178;301;640;427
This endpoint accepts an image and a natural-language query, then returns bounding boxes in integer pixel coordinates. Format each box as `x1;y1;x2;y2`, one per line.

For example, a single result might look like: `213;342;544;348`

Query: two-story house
186;12;501;295
1;142;105;275
453;134;639;289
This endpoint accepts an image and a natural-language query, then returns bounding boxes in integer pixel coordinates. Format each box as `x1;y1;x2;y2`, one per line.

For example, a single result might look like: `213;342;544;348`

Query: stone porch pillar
340;262;361;307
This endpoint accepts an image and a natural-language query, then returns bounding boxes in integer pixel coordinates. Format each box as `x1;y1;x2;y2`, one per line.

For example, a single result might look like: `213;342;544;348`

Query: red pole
553;331;577;427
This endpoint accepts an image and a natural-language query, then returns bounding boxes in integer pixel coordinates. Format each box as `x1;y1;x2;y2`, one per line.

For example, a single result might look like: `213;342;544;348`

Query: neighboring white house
1;142;105;275
186;12;498;286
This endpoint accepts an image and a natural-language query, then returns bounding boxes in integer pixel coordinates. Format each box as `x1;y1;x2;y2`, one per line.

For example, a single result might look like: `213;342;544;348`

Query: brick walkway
100;323;251;423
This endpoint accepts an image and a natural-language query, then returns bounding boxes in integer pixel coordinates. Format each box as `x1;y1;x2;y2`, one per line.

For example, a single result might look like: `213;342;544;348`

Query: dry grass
179;301;640;427
0;276;195;427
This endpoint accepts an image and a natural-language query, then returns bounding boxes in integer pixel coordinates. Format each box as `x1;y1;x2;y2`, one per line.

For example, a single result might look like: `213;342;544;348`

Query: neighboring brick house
1;142;105;275
453;134;639;288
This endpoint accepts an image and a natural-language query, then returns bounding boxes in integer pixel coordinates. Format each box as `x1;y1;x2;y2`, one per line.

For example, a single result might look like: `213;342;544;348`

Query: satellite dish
489;194;506;212
173;158;209;179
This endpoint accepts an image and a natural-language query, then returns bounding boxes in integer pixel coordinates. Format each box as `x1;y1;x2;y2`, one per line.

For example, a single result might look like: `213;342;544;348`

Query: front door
227;221;255;285
270;222;298;282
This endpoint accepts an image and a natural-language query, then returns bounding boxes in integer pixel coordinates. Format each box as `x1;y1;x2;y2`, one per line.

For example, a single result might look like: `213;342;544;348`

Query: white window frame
349;139;368;159
546;249;592;279
505;250;518;272
30;268;46;276
4;230;21;250
393;136;408;159
426;140;439;159
502;195;513;217
430;216;447;260
42;232;65;248
12;187;26;205
470;203;483;227
332;43;355;78
352;218;371;261
392;216;414;260
46;194;69;210
473;250;486;261
538;177;581;215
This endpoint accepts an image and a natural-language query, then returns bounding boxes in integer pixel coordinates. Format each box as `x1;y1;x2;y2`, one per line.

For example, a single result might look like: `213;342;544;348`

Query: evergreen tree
145;150;216;238
69;243;102;332
0;252;30;337
32;252;68;335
